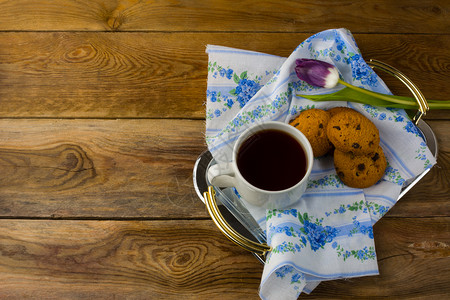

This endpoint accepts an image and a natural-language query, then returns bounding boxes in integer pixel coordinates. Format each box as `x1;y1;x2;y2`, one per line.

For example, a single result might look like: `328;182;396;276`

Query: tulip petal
295;59;339;88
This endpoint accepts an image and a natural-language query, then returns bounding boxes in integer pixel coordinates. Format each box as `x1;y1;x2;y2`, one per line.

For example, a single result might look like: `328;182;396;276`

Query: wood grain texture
0;220;264;299
0;1;448;298
0;218;448;299
0;119;207;218
0;119;447;219
0;0;447;33
0;33;448;119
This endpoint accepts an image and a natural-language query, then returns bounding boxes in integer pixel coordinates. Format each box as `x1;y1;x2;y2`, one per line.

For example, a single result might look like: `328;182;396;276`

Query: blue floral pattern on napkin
205;28;436;300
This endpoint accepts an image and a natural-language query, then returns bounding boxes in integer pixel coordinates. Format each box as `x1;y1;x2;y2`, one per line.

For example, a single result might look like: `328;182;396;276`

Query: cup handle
207;162;236;187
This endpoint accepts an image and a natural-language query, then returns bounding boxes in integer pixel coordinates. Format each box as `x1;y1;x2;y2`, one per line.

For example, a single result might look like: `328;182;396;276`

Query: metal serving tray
193;119;438;263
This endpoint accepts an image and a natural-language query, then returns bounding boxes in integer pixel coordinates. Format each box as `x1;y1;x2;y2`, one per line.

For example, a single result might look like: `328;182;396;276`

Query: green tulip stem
296;79;450;109
337;79;414;106
428;101;450;109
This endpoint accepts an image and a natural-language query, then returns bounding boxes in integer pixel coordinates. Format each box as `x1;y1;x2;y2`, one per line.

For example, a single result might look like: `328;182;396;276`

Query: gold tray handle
368;59;429;125
203;186;271;256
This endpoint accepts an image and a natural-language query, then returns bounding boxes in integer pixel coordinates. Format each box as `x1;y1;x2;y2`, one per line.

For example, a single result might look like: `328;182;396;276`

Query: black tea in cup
236;129;308;191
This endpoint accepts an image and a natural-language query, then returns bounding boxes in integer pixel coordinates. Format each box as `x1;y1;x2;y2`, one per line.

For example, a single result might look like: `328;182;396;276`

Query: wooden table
0;1;448;299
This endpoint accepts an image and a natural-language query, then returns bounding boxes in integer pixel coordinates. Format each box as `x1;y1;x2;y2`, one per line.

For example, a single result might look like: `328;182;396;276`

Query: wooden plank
0;119;208;219
0;119;447;219
0;218;448;299
0;32;448;119
0;220;263;299
0;0;447;33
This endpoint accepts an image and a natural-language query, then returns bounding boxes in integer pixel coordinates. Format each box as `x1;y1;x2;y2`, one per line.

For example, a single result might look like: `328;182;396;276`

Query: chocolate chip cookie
334;145;387;188
327;106;354;117
326;108;379;155
290;108;332;157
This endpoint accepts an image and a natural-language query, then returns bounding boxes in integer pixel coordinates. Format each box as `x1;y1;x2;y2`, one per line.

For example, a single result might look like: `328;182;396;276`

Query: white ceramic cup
207;121;313;209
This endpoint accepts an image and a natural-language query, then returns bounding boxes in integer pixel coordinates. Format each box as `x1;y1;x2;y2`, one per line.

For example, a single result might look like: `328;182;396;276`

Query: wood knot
159;246;203;275
430;6;442;15
64;45;96;63
409;241;449;250
408;241;450;258
104;0;140;31
0;144;96;191
107;14;124;31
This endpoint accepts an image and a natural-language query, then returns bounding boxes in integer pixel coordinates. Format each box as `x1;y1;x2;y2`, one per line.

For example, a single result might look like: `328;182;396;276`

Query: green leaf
229;88;237;96
240;71;248;79
298;213;304;224
233;73;240;84
303;213;308;222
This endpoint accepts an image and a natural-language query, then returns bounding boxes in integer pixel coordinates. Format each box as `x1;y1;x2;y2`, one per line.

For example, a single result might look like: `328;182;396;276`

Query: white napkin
205;28;436;300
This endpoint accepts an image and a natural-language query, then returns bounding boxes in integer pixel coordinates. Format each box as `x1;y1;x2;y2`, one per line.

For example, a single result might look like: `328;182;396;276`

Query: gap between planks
0;215;447;221
0;30;449;34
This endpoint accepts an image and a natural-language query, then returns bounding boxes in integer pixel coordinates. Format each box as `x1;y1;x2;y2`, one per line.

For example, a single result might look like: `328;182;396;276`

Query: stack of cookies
290;107;387;188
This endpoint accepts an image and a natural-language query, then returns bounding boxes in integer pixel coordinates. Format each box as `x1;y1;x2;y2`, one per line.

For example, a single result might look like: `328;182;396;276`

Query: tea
237;129;307;191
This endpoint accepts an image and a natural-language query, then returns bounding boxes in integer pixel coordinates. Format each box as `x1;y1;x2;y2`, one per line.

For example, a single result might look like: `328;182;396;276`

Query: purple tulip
295;59;339;88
